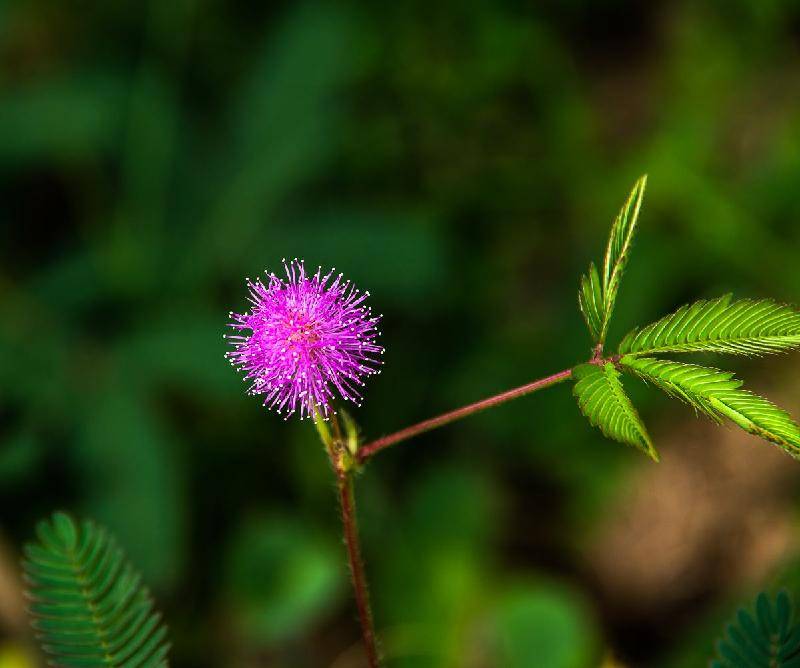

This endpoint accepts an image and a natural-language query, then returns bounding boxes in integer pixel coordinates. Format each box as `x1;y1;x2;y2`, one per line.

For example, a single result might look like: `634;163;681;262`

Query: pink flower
226;259;383;419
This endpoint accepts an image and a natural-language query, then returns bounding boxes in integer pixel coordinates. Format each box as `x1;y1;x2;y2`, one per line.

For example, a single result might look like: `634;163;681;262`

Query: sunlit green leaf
602;175;647;330
619;295;800;357
578;262;603;344
578;176;647;344
572;363;656;460
622;356;800;458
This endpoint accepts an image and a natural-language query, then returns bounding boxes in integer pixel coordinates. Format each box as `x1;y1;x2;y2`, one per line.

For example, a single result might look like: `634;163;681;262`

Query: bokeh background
2;1;800;666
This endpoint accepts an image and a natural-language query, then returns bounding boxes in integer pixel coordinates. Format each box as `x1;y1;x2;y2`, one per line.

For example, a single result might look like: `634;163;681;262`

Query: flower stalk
336;470;380;668
316;410;380;667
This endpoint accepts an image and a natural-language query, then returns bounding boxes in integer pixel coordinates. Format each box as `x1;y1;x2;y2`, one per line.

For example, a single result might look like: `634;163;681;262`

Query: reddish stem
337;472;381;668
358;368;573;462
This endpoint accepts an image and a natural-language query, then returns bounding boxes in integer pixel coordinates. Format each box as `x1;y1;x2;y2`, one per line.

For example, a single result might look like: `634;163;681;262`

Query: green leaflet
619;356;737;421
618;295;800;357
711;591;800;668
578;175;647;344
572;363;657;461
602;175;647;327
578;262;603;343
23;512;170;667
621;356;800;458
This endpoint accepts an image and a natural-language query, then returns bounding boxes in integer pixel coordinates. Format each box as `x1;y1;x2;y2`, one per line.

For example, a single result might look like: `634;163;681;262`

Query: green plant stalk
357;368;574;462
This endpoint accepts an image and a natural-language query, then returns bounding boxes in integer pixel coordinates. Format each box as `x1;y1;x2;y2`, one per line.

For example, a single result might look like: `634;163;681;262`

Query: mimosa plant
220;175;800;665
18;177;800;667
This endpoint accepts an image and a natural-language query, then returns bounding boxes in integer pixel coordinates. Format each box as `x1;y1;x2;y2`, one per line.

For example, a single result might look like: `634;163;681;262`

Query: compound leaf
618;295;800;357
712;590;800;667
23;512;170;667
578;175;647;345
572;362;656;460
621;356;800;458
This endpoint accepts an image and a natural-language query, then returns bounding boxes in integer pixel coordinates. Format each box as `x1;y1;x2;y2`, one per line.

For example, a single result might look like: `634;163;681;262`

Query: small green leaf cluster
579;175;647;346
575;178;800;461
712;591;800;667
23;512;170;667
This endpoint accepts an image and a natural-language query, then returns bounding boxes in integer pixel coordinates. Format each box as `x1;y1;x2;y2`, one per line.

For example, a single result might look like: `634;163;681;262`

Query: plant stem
337;471;381;668
329;366;574;662
358;367;573;462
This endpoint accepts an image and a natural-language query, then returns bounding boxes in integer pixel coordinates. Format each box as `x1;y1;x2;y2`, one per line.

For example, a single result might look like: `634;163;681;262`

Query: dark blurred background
2;1;800;666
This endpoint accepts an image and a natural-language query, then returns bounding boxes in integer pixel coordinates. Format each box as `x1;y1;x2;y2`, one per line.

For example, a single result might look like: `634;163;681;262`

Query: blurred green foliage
224;515;342;646
2;0;800;666
710;590;800;667
22;512;171;667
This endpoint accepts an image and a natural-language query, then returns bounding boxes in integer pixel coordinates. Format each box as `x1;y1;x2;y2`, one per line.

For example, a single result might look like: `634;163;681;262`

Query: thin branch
358;367;573;462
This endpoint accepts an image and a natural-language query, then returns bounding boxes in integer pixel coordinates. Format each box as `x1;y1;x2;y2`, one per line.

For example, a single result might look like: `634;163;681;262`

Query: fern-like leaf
602;174;647;337
23;512;170;667
712;591;800;667
618;294;800;357
578;175;647;345
621;356;800;458
572;362;657;460
578;262;604;343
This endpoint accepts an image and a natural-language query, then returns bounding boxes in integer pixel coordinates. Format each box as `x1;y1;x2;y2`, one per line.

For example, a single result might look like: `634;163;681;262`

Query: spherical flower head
225;259;384;419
